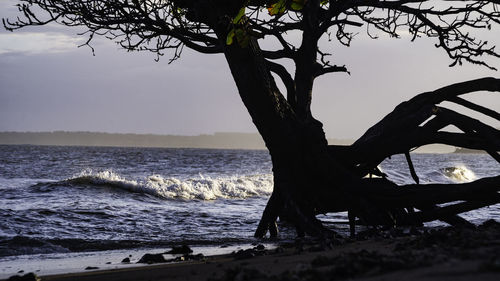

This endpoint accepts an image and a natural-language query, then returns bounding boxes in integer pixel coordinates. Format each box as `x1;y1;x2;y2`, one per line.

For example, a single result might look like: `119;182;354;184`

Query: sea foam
64;170;273;200
442;166;477;182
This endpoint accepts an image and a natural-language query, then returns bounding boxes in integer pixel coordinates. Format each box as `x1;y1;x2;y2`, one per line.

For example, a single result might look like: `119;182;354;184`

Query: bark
214;17;345;238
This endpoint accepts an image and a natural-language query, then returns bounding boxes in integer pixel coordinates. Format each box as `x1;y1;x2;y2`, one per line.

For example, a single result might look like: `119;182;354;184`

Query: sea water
0;145;498;277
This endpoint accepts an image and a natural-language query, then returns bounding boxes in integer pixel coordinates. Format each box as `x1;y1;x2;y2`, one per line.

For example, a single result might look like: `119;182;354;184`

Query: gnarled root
255;77;500;238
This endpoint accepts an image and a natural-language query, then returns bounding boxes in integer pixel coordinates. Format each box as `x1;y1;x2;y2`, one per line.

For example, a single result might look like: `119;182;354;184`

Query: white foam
442;165;477;183
66;170;274;200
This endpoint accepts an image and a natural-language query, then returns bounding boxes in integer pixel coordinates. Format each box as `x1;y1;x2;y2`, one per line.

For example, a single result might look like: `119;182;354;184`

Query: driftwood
256;77;500;239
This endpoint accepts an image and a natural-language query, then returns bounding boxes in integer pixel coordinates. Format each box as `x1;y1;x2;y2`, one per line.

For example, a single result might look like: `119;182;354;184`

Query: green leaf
226;29;236;45
235;28;250;48
268;0;287;16
233;7;245;24
290;2;303;11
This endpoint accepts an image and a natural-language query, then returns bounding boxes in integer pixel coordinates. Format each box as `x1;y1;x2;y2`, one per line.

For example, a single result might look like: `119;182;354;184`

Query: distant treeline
0;131;353;149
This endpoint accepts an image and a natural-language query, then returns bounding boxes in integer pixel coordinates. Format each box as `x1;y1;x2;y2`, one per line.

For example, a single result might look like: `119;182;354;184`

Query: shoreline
4;220;500;281
0;243;276;279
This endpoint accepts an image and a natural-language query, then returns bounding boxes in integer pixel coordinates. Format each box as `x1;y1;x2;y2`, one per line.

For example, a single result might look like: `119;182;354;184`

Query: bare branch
266;59;297;107
344;0;500;69
314;64;349;76
449;96;500;121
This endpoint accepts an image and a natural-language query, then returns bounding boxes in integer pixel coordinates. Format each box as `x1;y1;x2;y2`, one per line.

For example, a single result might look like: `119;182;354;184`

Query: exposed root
256;78;500;238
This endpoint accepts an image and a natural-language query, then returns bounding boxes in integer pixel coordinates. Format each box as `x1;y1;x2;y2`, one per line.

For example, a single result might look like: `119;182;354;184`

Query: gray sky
1;1;499;139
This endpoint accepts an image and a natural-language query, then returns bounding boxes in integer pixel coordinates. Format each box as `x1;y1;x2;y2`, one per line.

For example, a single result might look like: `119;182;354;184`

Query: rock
85;266;99;270
7;273;40;281
170;253;205;262
165;244;193;255
233;249;256;260
121;257;130;263
255;244;265;251
138;253;167;264
479;219;500;229
186;253;205;261
174;256;185;262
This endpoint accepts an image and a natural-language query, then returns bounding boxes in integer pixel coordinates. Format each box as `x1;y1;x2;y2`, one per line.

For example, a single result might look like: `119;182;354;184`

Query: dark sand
5;220;500;281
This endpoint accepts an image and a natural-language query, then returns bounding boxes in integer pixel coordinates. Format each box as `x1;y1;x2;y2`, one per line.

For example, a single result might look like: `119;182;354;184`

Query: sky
1;1;499;139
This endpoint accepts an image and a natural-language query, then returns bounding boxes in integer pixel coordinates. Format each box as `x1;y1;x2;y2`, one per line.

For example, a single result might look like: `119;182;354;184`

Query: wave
50;170;273;200
0;236;70;257
40;165;475;201
380;164;477;184
441;166;476;183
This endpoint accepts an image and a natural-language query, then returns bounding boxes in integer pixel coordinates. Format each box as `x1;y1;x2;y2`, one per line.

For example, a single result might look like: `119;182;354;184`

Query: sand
5;220;500;281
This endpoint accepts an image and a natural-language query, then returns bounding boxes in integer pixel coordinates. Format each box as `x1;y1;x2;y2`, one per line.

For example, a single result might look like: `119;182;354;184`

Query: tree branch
266;59;297;107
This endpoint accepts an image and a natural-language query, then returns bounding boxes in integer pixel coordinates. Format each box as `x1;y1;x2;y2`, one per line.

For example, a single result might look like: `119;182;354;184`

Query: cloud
0;32;83;55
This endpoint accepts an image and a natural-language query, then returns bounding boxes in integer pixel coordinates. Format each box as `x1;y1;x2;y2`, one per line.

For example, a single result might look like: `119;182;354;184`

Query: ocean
0;145;499;277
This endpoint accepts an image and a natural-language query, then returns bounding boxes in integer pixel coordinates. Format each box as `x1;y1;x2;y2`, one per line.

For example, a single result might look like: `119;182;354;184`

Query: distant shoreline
0;131;463;153
0;131;267;150
0;131;353;150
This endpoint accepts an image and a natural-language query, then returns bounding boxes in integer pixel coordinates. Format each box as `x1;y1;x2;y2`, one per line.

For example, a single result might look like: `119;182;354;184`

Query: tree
4;0;500;238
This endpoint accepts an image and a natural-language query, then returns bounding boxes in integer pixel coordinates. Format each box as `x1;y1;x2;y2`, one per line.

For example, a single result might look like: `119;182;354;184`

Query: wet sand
5;220;500;281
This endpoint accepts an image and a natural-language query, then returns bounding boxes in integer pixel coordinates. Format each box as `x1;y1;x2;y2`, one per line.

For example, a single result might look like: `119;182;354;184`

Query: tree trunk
214;19;350;237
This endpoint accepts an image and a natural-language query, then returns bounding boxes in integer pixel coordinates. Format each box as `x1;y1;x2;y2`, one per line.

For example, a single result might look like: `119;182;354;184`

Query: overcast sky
1;1;499;139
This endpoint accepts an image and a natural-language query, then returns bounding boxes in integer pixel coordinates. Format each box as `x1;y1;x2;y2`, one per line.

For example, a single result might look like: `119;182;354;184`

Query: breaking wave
56;170;273;200
378;164;477;184
441;166;477;182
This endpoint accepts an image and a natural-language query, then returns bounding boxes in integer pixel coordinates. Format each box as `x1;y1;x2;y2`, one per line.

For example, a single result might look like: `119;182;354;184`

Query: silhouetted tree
5;0;500;237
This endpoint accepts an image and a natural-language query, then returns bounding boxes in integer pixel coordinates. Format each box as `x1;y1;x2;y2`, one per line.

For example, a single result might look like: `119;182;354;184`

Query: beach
6;220;499;281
